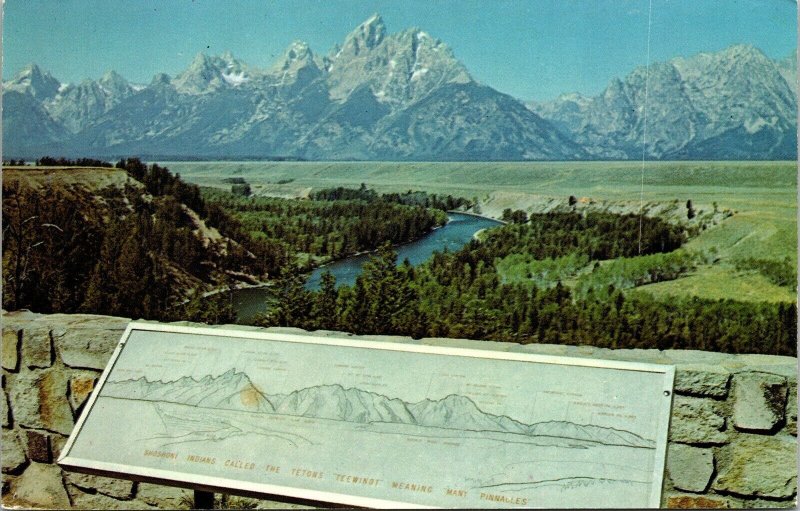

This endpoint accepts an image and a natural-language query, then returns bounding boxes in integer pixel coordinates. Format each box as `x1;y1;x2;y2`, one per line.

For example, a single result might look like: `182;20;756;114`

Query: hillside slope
1;163;257;321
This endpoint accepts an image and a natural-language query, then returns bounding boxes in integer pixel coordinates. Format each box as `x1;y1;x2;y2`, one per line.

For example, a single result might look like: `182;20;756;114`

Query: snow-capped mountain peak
173;51;249;93
325;15;471;105
269;40;320;84
341;13;386;55
277;40;313;66
98;70;133;96
5;63;62;99
256;40;321;92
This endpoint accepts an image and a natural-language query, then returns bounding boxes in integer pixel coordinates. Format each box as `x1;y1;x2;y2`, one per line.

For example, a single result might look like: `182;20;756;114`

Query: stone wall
2;310;797;509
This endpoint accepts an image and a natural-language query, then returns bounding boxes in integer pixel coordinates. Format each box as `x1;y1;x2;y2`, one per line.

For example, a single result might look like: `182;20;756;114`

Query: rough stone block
670;395;728;445
22;327;53;369
749;497;799;509
2;473;16;494
732;371;787;432
2;328;20;371
2;388;11;428
219;495;310;509
730;355;798;379
25;430;51;463
256;499;316;509
136;482;192;508
713;435;797;499
674;366;730;398
50;434;68;461
666;494;731;508
786;381;797;436
7;462;71;508
2;430;28;474
54;326;124;370
667;444;714;493
66;472;135;500
8;368;74;435
68;372;98;415
67;488;155;510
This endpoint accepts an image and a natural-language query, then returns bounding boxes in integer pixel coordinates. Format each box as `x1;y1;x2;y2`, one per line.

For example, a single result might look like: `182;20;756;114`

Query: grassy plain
166;160;797;303
3;166;137;193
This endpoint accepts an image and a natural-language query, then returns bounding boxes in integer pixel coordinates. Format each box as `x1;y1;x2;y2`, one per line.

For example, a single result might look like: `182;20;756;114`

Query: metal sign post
193;490;214;509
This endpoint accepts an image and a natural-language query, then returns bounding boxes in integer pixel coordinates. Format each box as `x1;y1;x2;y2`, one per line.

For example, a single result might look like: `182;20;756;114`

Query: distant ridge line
103;370;656;449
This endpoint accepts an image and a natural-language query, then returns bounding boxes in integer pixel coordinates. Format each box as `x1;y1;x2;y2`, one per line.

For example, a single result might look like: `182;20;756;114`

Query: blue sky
3;0;796;100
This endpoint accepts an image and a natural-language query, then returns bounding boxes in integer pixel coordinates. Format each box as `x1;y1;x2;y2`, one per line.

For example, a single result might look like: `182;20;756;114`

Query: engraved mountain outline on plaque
101;369;655;449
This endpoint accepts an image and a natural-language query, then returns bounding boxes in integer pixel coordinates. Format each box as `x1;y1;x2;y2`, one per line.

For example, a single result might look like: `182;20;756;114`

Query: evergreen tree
261;268;312;329
312;272;339;330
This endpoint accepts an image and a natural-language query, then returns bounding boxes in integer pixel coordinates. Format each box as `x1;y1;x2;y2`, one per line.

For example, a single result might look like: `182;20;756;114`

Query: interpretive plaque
59;323;674;508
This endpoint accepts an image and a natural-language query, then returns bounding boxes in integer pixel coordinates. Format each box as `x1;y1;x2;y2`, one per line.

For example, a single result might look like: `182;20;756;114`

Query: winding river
232;212;502;323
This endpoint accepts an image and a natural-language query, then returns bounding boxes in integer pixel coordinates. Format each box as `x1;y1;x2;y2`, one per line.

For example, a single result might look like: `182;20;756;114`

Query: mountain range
3;15;796;160
102;368;655;449
529;45;797;160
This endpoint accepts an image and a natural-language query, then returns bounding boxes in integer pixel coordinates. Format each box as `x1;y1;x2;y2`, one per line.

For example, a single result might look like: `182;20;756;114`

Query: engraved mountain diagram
102;369;655;449
103;369;276;413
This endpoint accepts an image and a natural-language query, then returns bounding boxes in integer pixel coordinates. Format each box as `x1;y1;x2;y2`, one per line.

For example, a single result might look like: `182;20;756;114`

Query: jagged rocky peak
327;14;471;104
210;368;259;391
690;43;766;63
531;43;797;160
270;40;321;85
5;63;62;99
722;43;770;60
150;72;172;86
173;52;216;91
671;44;776;84
394;26;471;83
100;69;126;85
215;367;241;379
603;77;625;97
781;48;798;69
672;44;795;116
45;72;134;134
556;92;590;105
217;51;248;76
98;70;133;95
341;13;386;56
173;51;249;93
527;92;591;123
778;49;797;86
275;40;314;68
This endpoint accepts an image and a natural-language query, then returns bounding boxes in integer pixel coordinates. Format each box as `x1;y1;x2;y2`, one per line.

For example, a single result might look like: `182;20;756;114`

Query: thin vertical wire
638;0;654;255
